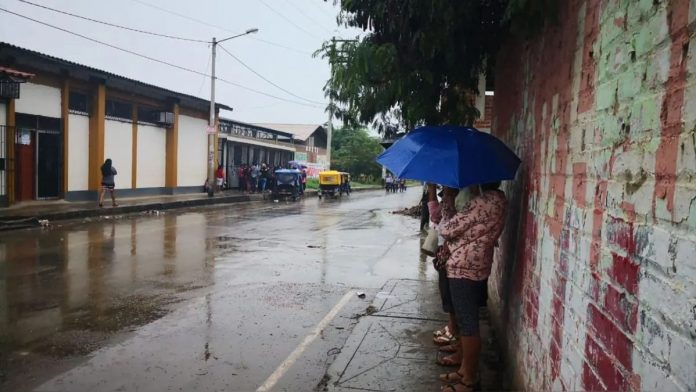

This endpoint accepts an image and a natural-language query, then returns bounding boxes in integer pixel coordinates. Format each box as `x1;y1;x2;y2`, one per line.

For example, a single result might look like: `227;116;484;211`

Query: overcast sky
0;0;361;124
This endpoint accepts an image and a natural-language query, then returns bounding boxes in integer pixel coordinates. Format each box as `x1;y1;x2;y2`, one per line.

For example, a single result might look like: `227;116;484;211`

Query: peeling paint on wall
489;0;696;391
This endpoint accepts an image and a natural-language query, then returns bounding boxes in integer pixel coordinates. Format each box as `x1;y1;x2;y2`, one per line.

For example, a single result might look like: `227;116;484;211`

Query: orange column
131;105;138;189
61;80;70;195
88;84;105;191
165;103;179;189
5;99;16;205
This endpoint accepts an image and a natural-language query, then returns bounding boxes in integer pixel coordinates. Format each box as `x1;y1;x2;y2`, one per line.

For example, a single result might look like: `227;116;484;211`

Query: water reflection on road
0;189;433;390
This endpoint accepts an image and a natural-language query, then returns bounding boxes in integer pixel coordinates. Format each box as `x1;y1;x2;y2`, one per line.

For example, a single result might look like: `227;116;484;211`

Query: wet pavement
0;189;501;391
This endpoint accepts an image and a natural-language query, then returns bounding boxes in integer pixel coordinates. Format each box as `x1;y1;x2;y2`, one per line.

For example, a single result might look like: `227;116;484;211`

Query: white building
0;43;231;207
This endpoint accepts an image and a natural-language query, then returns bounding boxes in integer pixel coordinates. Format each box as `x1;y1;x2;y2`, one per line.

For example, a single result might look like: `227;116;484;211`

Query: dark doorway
37;132;61;198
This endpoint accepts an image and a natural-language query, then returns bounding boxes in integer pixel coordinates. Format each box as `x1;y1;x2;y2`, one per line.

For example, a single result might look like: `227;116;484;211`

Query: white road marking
256;290;355;392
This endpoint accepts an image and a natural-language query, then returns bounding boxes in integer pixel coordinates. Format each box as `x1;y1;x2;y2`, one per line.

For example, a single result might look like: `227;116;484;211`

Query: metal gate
0;125;8;203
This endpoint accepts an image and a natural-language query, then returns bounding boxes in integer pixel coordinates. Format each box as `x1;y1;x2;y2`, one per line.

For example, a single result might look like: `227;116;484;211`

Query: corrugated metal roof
0;42;231;112
252;123;325;141
0;65;34;79
220;118;294;138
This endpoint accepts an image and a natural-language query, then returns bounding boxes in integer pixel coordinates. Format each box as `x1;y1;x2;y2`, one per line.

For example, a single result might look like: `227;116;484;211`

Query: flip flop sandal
439;370;464;383
439;344;458;353
440;380;481;392
436;354;461;367
433;331;456;346
433;325;450;337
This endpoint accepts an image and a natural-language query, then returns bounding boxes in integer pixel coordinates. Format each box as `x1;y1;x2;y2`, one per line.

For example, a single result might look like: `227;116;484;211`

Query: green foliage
331;127;384;179
504;0;559;36
318;0;556;136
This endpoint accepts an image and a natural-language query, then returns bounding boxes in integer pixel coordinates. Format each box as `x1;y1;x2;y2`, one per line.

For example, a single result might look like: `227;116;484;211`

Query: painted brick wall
489;1;696;391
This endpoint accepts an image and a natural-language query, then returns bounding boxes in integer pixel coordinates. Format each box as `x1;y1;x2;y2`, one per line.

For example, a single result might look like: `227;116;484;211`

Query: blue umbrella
376;126;521;188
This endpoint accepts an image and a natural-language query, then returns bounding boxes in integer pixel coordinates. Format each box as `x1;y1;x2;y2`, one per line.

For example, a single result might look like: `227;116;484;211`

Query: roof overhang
0;42;230;113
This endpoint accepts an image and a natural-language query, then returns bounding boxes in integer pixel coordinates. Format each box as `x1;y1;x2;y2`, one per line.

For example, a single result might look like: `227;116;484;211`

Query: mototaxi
318;170;345;198
271;169;302;201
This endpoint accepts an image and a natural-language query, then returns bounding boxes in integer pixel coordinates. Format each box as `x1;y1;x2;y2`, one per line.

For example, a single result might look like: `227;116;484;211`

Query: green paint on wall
597;81;618;111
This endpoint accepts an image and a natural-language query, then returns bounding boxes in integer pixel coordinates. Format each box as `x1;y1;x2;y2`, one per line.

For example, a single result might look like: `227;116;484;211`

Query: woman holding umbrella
436;181;507;391
376;126;519;391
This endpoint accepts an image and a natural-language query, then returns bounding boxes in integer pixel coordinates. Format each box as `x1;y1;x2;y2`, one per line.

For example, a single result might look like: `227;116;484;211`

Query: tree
318;0;556;136
331;127;384;180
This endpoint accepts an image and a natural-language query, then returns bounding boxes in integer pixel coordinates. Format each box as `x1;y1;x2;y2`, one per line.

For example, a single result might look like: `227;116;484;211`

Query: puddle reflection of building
0;230;70;346
163;214;177;277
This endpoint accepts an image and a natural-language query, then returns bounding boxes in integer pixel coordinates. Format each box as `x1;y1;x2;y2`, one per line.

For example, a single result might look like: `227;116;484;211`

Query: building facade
217;119;295;188
0;43;229;207
253;123;328;176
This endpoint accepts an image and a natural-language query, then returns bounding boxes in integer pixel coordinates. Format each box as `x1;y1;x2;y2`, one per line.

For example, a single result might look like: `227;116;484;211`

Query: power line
218;44;324;105
129;0;235;33
0;7;324;108
281;0;335;35
257;0;323;40
249;37;312;56
306;0;336;19
17;0;208;43
128;0;313;57
197;49;212;95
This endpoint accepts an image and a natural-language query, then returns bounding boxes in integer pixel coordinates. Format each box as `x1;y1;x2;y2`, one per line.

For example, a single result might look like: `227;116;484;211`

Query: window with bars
105;99;132;121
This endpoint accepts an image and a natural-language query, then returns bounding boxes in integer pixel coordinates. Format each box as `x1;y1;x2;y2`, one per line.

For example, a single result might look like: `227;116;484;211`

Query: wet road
0;189;435;391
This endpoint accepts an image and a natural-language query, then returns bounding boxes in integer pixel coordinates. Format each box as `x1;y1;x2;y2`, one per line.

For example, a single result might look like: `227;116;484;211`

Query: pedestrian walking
98;158;118;208
385;174;394;193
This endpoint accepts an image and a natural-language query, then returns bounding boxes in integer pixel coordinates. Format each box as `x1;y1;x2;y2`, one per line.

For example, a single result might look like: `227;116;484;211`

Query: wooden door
14;130;34;201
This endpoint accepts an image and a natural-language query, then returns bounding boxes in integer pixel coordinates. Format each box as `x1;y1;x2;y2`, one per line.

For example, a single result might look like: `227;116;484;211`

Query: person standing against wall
98;158;118;208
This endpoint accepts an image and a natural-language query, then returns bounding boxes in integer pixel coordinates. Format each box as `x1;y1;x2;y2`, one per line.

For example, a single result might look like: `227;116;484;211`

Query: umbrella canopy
376;126;521;189
288;160;307;169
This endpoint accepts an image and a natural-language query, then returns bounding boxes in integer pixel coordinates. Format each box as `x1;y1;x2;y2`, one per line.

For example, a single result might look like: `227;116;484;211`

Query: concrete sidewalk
322;279;504;391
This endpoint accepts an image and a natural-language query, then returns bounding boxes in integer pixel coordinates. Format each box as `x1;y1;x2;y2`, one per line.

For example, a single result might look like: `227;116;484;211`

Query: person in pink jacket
437;182;507;392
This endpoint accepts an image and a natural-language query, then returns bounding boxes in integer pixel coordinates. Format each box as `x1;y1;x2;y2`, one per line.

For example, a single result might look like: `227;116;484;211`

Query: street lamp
207;28;259;197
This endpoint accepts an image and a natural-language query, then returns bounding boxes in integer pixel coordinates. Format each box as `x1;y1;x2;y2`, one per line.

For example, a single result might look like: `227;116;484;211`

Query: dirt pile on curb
391;205;421;219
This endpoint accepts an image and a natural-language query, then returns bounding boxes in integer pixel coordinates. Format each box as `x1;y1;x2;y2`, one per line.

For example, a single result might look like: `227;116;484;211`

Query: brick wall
474;95;494;130
489;1;696;391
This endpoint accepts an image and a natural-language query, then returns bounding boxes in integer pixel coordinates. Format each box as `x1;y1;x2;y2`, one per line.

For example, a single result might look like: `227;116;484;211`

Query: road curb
0;194;255;230
0;187;386;231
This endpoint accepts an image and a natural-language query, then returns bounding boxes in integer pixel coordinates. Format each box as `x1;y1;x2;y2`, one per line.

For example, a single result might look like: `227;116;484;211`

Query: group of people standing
231;163;307;194
422;181;508;392
234;163;273;194
384;174;406;193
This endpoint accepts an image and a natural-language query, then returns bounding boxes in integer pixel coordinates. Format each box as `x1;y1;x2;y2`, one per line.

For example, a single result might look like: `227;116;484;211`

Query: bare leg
98;188;106;206
457;335;481;384
110;190;117;206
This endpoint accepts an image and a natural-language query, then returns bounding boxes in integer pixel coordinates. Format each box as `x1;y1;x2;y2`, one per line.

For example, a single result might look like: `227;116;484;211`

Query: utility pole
326;104;334;170
206;29;258;197
207;37;217;197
